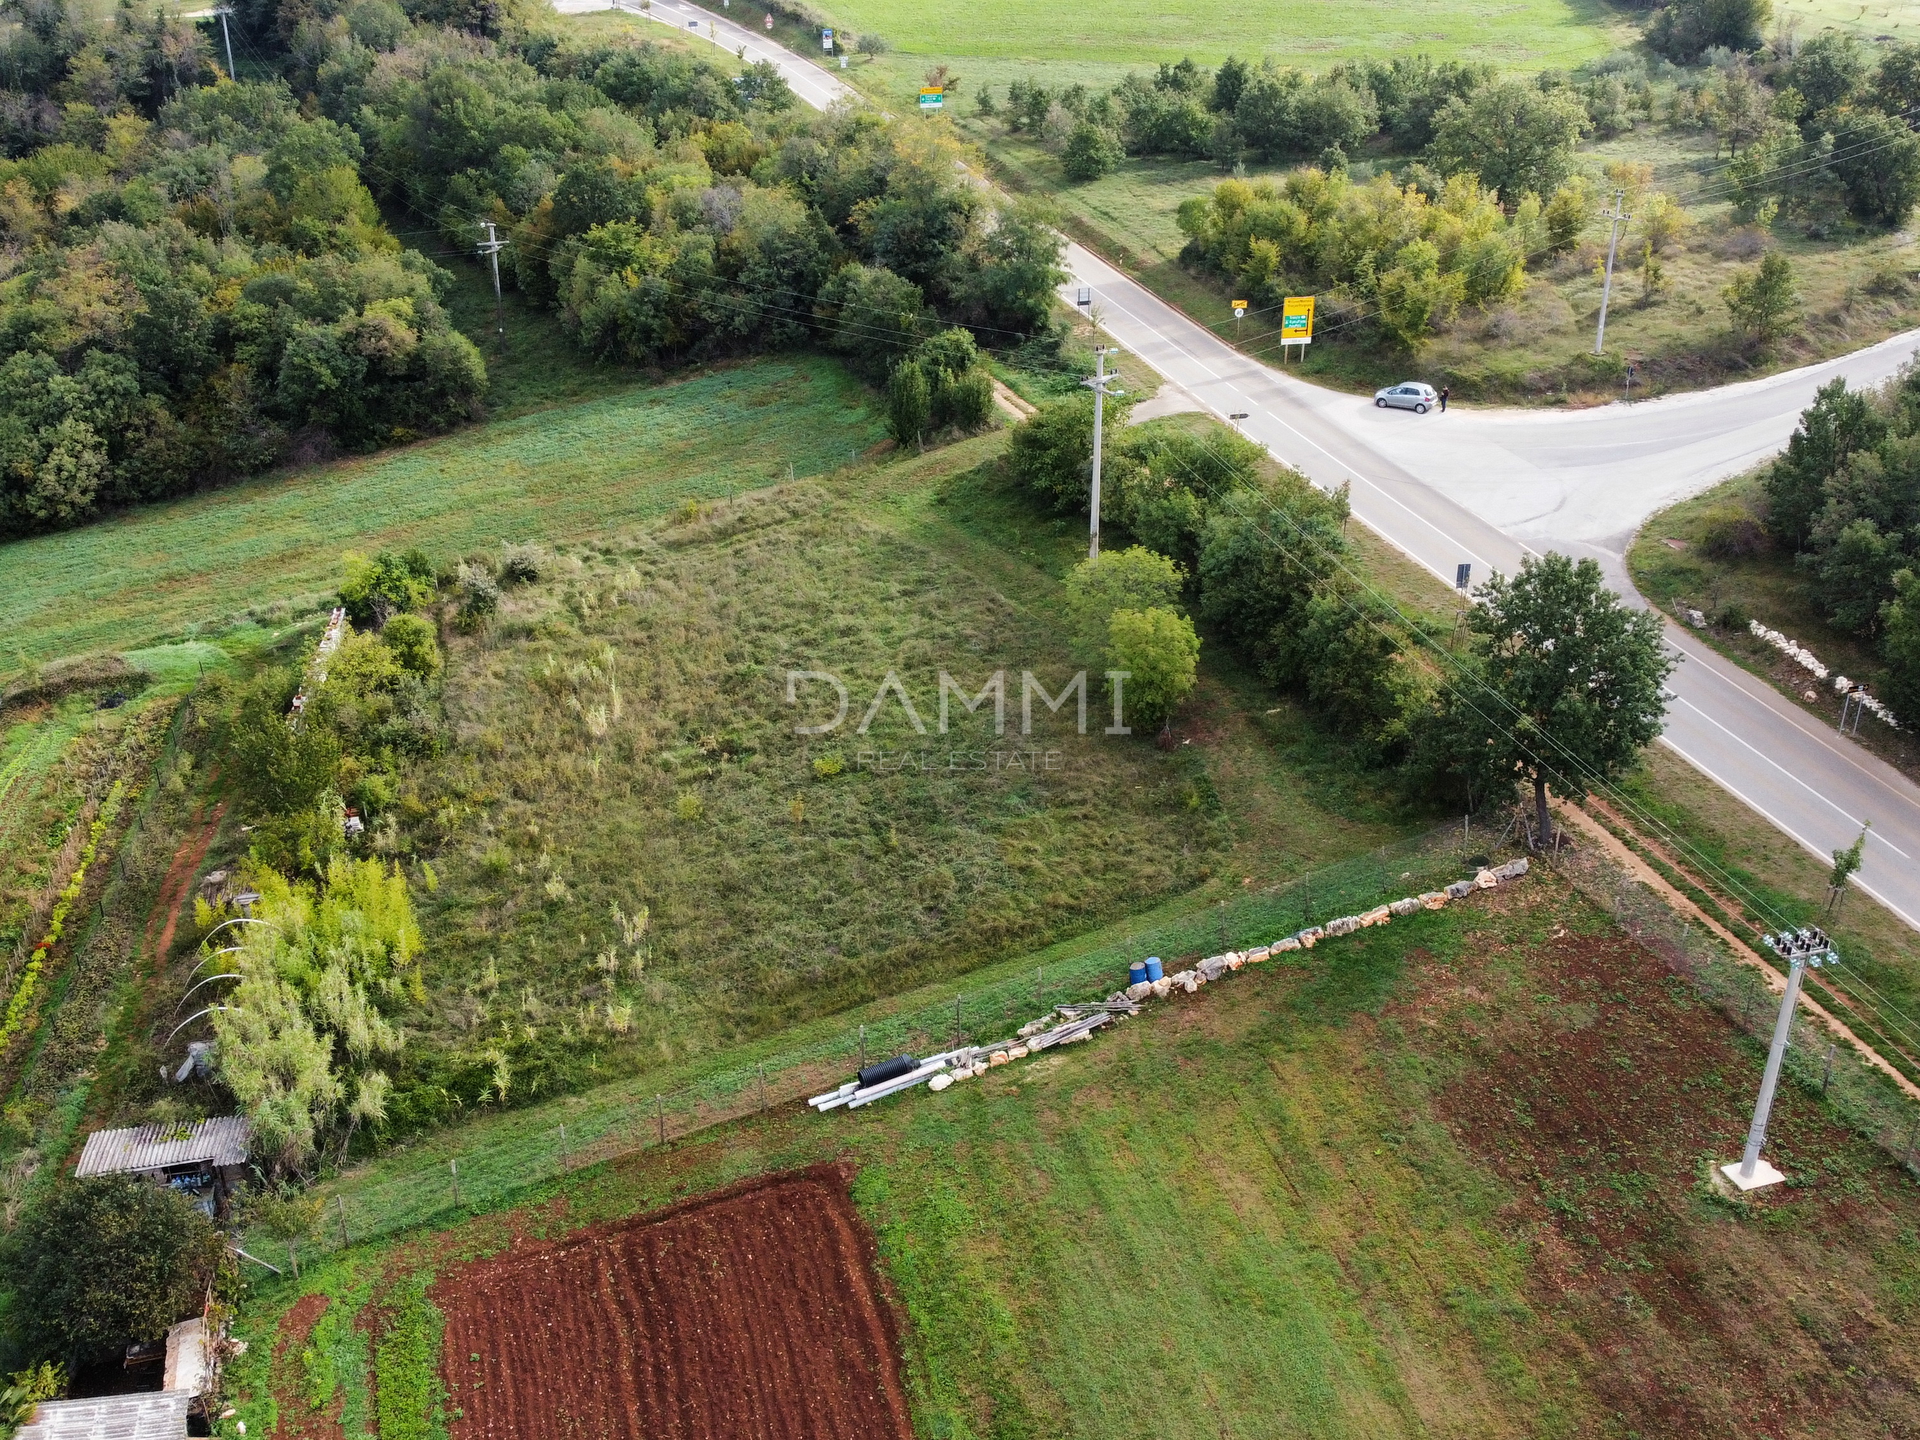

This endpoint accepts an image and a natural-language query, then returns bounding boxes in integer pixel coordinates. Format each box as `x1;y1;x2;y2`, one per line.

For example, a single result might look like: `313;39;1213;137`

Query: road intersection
561;0;1920;927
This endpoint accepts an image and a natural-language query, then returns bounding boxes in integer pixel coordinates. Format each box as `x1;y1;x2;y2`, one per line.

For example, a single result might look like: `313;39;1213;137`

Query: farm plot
433;1166;912;1440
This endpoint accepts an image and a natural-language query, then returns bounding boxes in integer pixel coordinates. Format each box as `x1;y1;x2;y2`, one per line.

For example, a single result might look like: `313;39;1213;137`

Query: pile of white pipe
809;858;1530;1114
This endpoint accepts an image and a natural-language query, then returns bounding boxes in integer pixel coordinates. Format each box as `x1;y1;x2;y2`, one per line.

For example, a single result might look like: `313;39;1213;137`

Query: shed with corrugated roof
74;1117;250;1216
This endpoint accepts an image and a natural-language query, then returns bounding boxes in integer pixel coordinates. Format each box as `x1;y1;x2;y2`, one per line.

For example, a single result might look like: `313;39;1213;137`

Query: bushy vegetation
1763;370;1920;717
0;14;488;537
8;1176;230;1368
1005;403;1674;805
0;0;1063;539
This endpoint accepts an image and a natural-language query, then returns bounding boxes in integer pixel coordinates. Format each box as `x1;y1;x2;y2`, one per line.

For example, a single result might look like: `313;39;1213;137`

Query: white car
1375;382;1437;413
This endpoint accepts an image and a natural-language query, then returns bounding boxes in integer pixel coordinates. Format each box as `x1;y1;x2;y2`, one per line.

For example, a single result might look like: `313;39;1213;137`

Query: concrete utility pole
1082;348;1124;559
479;222;509;337
217;7;236;80
1721;928;1837;1192
1594;189;1629;356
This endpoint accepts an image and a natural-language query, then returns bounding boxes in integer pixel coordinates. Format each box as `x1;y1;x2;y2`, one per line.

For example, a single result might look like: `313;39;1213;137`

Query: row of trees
1765;371;1920;719
1005;396;1674;833
988;54;1593;200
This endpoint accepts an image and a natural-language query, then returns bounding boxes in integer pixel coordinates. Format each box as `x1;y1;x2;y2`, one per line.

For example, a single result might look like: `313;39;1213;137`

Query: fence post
290;1237;299;1280
954;994;962;1041
656;1094;665;1145
336;1194;349;1248
450;1159;460;1209
758;1061;769;1112
1821;1042;1836;1095
559;1123;568;1170
858;1023;866;1070
1036;966;1043;1005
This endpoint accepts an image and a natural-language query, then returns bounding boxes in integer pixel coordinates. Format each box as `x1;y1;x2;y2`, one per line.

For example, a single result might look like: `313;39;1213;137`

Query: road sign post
919;86;944;111
1280;295;1314;365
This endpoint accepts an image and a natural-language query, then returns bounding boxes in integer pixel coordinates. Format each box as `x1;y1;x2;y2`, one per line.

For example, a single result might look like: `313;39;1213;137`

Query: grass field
0;357;885;676
152;422;1438;1135
218;863;1920;1440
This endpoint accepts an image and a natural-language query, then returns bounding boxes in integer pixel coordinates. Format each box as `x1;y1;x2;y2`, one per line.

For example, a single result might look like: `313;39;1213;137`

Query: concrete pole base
1717;1158;1786;1194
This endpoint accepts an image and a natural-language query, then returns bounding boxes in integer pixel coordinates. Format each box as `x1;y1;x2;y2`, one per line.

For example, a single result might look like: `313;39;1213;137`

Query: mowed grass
0;357;883;675
222;869;1920;1440
817;0;1632;76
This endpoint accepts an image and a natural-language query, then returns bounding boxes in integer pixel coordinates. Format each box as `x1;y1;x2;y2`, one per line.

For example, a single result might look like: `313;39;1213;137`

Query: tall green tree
1724;252;1800;347
12;1178;228;1368
1427;79;1589;202
1107;606;1200;730
1437;553;1674;845
1765;378;1886;549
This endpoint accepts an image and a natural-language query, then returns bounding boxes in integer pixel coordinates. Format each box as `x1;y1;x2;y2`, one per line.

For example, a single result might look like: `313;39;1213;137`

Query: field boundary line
1558;797;1920;1105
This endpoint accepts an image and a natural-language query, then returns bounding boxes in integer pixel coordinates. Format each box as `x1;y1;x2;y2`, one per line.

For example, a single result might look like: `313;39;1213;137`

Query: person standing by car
1439;385;1450;413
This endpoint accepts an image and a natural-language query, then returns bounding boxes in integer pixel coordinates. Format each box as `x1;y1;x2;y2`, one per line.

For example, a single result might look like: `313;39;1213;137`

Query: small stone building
73;1116;251;1217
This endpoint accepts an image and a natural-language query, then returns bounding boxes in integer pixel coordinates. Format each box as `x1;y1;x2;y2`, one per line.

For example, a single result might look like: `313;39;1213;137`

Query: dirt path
143;801;225;974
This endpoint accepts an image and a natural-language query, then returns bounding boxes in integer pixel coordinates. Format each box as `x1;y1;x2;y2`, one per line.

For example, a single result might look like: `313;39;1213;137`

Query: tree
1064;546;1187;658
1870;40;1920;116
1427;79;1589;202
379;613;440;677
1647;0;1773;60
12;1177;228;1367
1765;378;1886;548
1441;553;1674;845
1882;568;1920;723
1542;177;1593;254
227;673;342;818
1787;29;1867;114
887;360;931;445
1724;251;1799;346
1827;107;1920;226
339;549;435;627
1062;121;1124;182
1107;607;1199;730
1827;823;1869;912
1007;394;1102;511
965;200;1067;332
819;263;927;380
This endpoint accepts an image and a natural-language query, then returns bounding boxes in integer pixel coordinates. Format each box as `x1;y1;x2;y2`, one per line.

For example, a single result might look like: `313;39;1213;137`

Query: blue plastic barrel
1128;962;1148;985
1144;956;1164;982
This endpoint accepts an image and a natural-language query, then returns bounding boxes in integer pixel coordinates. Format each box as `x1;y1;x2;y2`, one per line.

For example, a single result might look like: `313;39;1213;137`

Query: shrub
812;753;845;778
1062;122;1124;182
1007;394;1098;511
457;565;500;629
1064;547;1187;659
1698;507;1768;559
887;361;932;445
674;793;704;821
381;614;441;677
498;543;545;585
1715;600;1752;630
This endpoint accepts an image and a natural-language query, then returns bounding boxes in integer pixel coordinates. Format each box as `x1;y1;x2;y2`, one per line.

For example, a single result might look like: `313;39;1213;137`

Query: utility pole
1721;928;1837;1191
1082;348;1123;559
478;222;509;338
1594;190;1629;356
217;7;236;80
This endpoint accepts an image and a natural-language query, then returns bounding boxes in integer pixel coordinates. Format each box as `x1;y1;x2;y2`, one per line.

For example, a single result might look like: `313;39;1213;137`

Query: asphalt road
551;0;1920;930
1061;243;1920;929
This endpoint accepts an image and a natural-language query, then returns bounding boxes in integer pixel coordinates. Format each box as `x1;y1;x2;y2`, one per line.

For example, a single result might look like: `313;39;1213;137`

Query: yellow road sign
1281;295;1314;342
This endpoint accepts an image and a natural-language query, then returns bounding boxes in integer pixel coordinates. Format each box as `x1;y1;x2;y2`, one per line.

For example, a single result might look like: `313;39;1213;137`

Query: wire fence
1553;836;1920;1180
236;820;1490;1273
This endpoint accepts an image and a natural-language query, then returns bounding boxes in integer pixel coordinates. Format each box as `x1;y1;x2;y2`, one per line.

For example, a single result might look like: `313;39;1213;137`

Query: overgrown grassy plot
224;872;1920;1439
0;357;883;675
398;477;1227;1123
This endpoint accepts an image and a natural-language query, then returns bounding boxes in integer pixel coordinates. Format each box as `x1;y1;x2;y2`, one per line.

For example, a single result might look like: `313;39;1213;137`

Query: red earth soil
143;800;225;967
432;1164;914;1440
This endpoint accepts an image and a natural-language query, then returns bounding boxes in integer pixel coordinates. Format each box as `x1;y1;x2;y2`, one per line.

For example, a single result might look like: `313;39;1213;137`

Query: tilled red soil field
433;1164;914;1440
